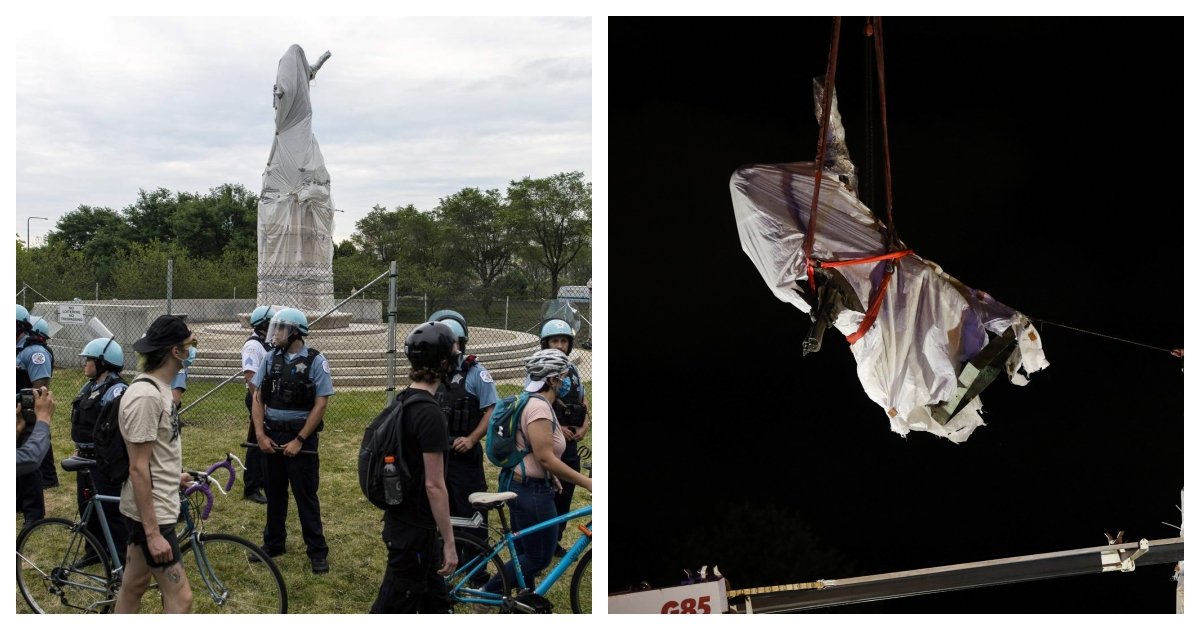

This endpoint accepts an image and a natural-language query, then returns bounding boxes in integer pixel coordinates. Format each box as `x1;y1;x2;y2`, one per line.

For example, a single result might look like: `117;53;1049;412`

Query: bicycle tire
183;533;287;613
447;531;510;613
569;549;592;614
16;517;115;614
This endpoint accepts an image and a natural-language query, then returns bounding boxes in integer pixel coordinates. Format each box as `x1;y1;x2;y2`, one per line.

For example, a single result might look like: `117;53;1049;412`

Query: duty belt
264;420;307;433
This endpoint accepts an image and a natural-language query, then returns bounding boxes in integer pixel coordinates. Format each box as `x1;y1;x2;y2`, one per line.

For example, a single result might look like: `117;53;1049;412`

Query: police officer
71;336;129;562
429;310;498;547
240;306;274;504
537;318;590;556
17;305;55;525
23;312;59;489
251;308;332;574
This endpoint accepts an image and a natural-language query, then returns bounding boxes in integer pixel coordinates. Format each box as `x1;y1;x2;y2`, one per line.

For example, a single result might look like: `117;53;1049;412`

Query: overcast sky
15;16;591;246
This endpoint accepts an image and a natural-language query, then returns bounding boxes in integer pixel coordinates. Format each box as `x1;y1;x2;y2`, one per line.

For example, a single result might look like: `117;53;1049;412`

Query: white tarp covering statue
730;80;1049;443
258;44;336;313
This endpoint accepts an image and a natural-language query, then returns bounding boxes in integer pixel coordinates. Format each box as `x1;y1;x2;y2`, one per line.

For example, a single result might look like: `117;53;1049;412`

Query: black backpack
358;390;436;509
94;377;159;484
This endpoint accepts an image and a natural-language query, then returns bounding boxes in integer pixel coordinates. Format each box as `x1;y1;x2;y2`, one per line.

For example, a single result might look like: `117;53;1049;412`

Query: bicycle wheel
16;517;114;614
447;532;509;613
569;549;592;614
183;533;287;613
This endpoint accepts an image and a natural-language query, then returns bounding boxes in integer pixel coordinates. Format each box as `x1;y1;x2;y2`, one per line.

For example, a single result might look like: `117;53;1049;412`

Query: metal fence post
95;283;99;301
506;296;510;330
423;293;428;322
166;258;174;315
387;260;398;406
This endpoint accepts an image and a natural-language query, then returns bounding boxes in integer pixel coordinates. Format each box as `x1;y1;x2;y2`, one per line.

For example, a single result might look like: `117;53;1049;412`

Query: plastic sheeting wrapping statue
730;81;1048;443
258;44;336;313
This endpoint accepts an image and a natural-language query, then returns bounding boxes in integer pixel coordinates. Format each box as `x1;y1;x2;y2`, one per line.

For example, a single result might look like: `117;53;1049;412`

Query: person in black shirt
369;322;458;614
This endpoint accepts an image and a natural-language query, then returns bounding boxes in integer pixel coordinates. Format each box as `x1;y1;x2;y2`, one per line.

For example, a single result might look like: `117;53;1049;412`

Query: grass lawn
16;368;593;614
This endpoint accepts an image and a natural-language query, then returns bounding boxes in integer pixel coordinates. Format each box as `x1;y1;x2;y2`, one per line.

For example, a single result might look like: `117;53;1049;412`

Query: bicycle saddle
61;455;98;472
468;491;517;509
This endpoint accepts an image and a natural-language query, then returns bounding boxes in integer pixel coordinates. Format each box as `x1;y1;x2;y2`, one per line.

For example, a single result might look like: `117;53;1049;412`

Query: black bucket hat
132;315;194;353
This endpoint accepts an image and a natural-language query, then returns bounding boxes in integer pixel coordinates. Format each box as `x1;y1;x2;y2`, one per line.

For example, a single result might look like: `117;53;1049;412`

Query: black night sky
608;17;1183;613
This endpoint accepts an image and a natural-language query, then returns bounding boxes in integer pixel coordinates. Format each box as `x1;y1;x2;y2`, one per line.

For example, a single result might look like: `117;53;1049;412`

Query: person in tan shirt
114;315;196;614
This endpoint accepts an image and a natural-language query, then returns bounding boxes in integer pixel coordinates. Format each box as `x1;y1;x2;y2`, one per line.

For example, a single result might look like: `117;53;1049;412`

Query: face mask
180;346;197;369
557;376;572;398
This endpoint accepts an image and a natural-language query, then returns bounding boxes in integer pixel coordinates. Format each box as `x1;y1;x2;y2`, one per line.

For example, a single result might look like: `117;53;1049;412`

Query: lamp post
26;216;47;249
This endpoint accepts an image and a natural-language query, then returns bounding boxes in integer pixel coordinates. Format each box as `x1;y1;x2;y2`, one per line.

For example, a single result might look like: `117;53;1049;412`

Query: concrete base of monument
236;311;354;330
209;321;386;337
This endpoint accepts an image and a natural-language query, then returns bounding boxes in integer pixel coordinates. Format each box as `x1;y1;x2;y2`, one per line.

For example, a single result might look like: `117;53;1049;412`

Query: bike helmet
80;337;125;373
525;348;570;381
404;322;456;370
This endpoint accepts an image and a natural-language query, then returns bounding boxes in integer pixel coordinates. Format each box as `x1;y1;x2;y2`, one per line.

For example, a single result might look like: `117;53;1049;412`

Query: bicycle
446;490;592;614
16;454;288;613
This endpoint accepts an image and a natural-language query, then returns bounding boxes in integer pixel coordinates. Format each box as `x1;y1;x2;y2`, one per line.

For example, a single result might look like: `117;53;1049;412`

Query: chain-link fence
21;261;592;432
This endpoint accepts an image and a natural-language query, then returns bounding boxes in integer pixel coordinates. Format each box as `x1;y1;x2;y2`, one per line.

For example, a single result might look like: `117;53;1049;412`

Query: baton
241;441;318;455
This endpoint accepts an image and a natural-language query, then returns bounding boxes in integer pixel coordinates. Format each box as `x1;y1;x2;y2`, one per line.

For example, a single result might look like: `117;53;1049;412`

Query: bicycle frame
450;504;592;608
37;459;228;608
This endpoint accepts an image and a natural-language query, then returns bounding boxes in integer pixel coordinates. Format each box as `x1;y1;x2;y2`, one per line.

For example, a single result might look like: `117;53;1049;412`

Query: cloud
16;16;591;244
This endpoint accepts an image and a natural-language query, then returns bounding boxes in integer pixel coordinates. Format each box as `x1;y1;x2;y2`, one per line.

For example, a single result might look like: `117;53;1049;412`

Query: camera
17;388;37;444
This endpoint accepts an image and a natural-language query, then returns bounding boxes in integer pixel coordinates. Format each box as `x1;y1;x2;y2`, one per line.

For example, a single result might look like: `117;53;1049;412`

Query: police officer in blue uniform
537;318;590;556
71;336;129;561
240;306;275;504
17;305;56;525
428;310;498;548
251;308;333;574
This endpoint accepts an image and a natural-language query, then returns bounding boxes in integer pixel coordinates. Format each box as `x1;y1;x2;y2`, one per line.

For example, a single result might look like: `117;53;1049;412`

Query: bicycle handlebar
205;457;238;494
183;479;217;520
183;454;240;521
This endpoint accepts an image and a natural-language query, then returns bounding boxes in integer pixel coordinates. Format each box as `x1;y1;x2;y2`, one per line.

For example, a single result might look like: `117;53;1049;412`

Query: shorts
126;517;182;568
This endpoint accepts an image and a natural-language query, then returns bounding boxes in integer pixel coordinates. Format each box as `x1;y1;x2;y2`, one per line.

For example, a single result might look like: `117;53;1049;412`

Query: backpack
94;377;159;484
485;392;549;474
358;391;435;509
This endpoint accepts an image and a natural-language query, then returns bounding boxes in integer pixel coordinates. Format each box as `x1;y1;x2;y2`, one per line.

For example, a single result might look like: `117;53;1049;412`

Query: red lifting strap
815;249;911;269
804;17;842;293
844;251;911;345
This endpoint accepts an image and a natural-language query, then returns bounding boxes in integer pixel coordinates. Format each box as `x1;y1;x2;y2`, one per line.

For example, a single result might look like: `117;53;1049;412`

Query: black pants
446;444;488;561
554;440;582;543
243;392;266;496
76;467;128;564
370;518;450;614
15;469;44;526
262;428;327;560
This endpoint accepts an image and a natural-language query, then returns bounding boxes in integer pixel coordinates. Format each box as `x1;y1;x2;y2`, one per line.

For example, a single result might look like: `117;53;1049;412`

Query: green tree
110;241;178;299
434;187;517;312
351;204;444;267
508;172;592;298
122;187;181;245
333;240;358;258
45;205;125;251
45;205;133;288
171;184;258;260
16;242;97;301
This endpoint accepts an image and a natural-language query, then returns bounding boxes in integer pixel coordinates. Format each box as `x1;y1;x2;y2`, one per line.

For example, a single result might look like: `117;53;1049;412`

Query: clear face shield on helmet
83;317;119;375
262;306;297;349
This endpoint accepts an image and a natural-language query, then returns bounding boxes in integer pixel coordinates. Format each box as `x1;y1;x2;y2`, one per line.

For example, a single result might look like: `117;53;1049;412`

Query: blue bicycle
446;490;592;614
15;454;287;613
